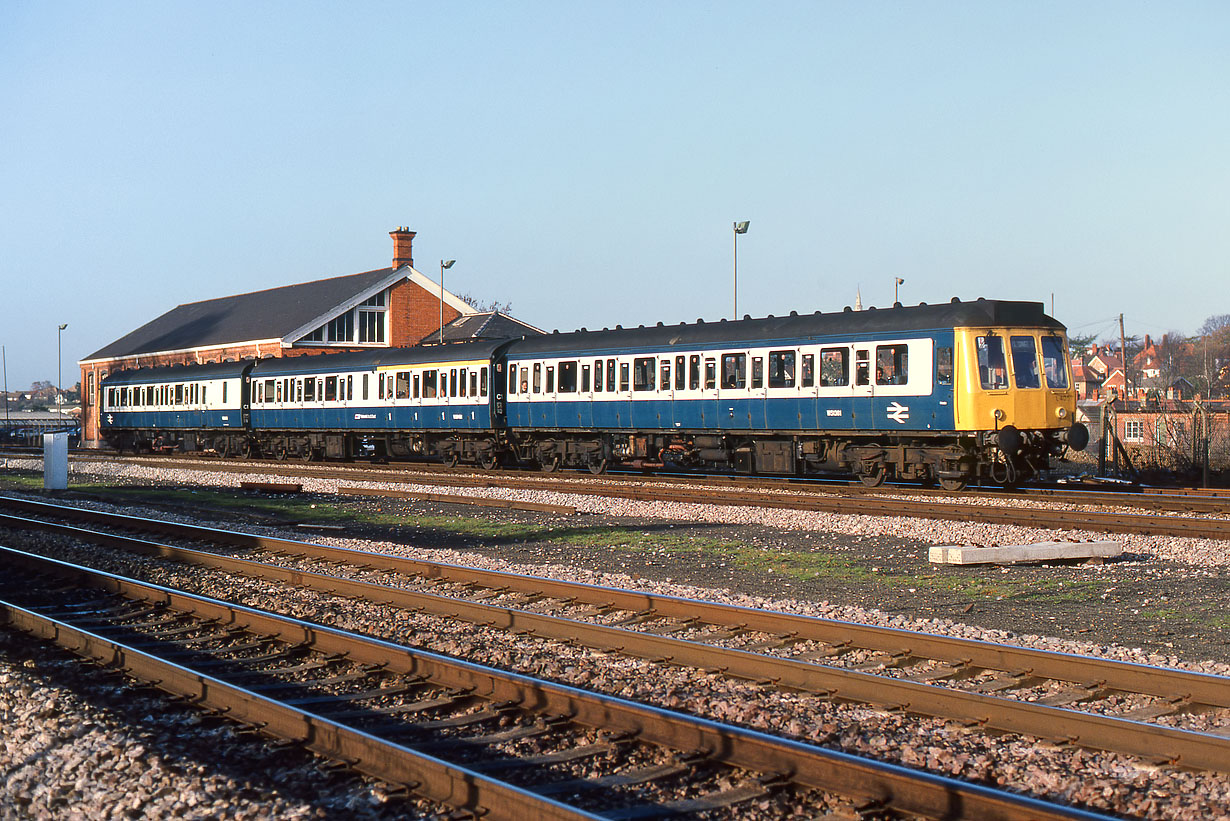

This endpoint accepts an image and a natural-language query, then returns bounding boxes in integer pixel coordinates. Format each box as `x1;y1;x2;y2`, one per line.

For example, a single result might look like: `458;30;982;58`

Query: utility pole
1119;314;1128;399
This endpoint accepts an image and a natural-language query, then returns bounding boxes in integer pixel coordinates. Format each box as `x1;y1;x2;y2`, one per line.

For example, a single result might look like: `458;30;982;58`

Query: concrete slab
929;540;1122;566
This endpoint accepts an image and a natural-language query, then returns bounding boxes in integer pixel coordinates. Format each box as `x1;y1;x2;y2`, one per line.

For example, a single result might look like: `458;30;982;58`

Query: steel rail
4;495;1226;709
0;544;1113;821
7;509;1229;773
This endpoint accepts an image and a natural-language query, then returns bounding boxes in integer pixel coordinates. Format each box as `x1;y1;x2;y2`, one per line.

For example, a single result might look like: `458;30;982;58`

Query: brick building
79;228;480;447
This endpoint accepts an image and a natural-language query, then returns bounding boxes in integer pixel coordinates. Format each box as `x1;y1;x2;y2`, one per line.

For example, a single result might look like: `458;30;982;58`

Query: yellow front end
953;326;1077;435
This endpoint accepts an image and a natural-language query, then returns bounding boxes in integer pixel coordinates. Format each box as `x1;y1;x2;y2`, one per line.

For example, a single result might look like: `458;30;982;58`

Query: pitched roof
420;311;545;345
84;267;407;361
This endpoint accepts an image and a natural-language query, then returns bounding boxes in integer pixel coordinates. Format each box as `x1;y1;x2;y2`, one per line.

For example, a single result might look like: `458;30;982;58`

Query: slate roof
420;311;545;345
84;268;401;361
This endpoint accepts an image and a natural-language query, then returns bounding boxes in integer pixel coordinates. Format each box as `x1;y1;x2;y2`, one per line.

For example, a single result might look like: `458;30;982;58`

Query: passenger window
660;360;671;391
558;361;577;392
533;363;542;393
546;366;555;393
854;351;870;386
619;362;630;391
176;384;184;404
325;376;338;401
481;367;489;397
821;349;849;387
347;375;353;400
422;370;436;399
769;351;795;388
264;379;276;401
450;369;458;398
593;360;603;393
633;357;655;391
304;379;316;402
721;353;747;389
1041;335;1069;389
412;374;420;399
469;370;478;396
976;336;1008;389
362;374;369;400
689;355;700;390
751;357;764;389
394;371;409;399
675;356;686;391
297;380;304;402
1010;336;1040;389
607;359;617;392
509;365;518;395
875;345;908;385
704;358;716;390
937;347;953;386
581;365;591;393
459;369;467;397
801;354;815;388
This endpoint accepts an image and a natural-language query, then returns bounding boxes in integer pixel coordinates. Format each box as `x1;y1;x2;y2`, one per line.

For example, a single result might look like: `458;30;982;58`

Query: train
99;298;1089;489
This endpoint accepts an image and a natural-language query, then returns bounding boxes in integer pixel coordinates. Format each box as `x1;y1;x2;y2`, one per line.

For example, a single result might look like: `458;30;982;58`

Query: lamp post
439;260;455;345
57;323;68;408
732;221;749;319
894;277;904;304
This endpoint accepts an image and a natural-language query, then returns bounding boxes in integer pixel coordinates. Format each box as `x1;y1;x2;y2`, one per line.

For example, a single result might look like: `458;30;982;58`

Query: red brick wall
389;279;461;346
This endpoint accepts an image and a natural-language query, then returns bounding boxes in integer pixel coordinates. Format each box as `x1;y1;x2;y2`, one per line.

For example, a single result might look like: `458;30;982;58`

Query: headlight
1056;406;1068;419
993;408;1005;421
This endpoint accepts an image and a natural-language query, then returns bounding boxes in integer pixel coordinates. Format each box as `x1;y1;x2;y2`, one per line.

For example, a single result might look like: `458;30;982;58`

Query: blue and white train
101;298;1088;488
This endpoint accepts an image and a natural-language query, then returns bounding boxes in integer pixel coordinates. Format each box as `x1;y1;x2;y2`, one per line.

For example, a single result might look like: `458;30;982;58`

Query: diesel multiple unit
100;298;1089;489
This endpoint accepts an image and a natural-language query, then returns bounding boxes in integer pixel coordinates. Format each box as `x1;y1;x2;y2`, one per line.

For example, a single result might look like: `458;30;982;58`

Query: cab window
1041;336;1069;389
1010;336;1040;389
976;336;1008;389
937;347;953;386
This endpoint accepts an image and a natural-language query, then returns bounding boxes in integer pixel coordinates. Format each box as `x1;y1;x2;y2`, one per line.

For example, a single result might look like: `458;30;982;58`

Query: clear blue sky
3;1;1227;391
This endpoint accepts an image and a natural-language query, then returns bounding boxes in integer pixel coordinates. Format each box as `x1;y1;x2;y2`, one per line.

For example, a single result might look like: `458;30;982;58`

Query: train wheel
275;446;288;461
219;439;232;459
442;453;459;468
587;458;607;475
301;447;315;462
540;456;561;473
479;454;498;470
939;477;967;492
858;466;887;487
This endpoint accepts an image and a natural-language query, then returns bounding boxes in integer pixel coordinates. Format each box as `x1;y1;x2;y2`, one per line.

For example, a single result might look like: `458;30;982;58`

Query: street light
894;277;905;304
439;260;455;345
733;221;749;319
57;323;68;408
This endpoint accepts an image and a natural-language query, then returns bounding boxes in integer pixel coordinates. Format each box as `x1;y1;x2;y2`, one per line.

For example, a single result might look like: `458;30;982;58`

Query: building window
1124;420;1143;442
358;309;385;343
327;312;354;343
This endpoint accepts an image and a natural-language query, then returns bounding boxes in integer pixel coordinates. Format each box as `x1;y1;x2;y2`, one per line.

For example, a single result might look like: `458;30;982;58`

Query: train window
633;357;654;391
1010;337;1040;389
297;380;304;402
546;366;555;393
976;336;1008;389
768;351;795;388
619;362;630;392
558;361;577;393
204;385;210;404
608;359;617;392
346;375;353;400
593;360;603;393
937;347;954;386
533;363;542;394
263;379;274;402
823;349;850;387
479;367;487;397
469;370;478;397
854;351;870;386
704;358;716;389
446;369;455;398
362;374;369;401
405;371;419;399
1040;336;1069;389
660;360;671;391
721;354;746;390
176;385;184;404
875;345;908;386
690;355;701;390
304;379;316;402
509;365;518;395
801;354;815;387
581;365;591;393
325;376;338;402
675;356;686;391
751;357;764;389
458;369;467;397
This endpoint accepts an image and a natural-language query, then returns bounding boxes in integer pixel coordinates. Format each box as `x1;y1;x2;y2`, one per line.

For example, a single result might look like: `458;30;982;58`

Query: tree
458;292;513;314
1194;314;1230;398
1068;333;1098;357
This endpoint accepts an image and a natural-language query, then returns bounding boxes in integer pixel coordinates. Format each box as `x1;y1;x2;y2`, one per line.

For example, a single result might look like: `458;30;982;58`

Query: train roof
102;359;251;385
508;298;1064;357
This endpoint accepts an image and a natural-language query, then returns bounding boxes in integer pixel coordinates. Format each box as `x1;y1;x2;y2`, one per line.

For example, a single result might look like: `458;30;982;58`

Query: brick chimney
1091;343;1099;356
390;227;416;269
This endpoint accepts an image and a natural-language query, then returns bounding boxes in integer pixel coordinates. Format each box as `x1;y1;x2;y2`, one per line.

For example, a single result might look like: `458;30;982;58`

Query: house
78;227;530;447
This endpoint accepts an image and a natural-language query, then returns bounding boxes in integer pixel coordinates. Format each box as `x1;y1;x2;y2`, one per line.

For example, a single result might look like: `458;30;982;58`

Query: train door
240;376;251;428
614;359;633;428
697;354;719;427
747;352;767;430
717;352;747;431
850;345;875;428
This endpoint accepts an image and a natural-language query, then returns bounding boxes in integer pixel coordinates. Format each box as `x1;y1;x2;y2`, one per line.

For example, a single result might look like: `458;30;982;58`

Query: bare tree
458;292;514;314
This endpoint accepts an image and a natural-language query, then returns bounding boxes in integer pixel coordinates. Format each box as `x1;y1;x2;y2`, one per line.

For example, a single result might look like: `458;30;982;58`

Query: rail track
4;496;1229;779
0;542;1124;821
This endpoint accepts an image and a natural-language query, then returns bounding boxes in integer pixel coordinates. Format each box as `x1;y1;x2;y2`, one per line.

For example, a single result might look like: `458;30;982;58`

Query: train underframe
105;422;1086;489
